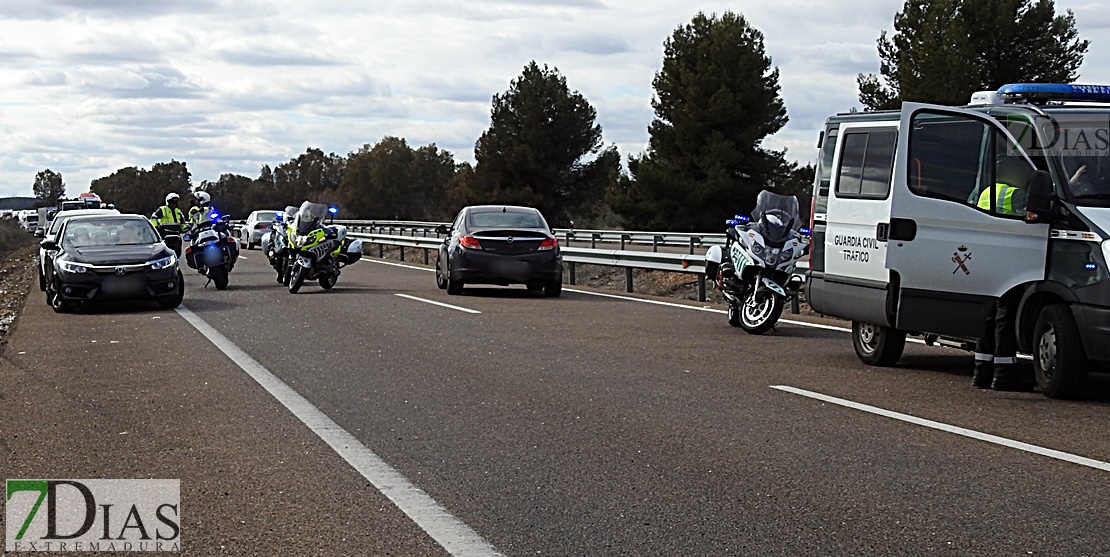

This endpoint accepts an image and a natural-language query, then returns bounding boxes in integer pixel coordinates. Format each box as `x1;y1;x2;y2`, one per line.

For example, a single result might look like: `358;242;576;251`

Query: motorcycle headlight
148;254;177;270
751;243;765;258
295;235;310;247
58;260;89;274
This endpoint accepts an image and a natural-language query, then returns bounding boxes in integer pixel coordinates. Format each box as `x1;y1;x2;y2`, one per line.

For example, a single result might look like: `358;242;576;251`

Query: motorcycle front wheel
740;288;784;335
288;265;306;293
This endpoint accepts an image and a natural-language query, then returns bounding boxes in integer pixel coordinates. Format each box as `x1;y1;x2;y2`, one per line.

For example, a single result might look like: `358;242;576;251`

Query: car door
885;103;1051;338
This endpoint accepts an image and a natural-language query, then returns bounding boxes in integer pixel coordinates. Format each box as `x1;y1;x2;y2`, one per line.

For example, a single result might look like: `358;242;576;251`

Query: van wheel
852;321;905;366
1033;305;1087;399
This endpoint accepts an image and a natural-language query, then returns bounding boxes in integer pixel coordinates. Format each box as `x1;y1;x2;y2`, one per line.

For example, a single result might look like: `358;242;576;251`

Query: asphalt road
4;250;1110;556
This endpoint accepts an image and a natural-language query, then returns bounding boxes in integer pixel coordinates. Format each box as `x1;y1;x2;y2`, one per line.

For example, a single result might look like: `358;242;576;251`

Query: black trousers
974;290;1020;366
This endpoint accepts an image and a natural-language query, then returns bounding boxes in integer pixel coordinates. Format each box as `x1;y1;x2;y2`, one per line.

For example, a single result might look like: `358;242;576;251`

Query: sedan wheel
446;262;463;295
435;256;448;289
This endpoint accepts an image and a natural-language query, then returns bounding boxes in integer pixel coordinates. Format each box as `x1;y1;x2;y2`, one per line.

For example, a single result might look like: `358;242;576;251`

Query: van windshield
1033;111;1110;206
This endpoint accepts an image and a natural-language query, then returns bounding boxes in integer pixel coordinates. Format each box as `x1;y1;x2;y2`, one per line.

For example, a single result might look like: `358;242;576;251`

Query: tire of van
1033;305;1087;399
852;321;906;366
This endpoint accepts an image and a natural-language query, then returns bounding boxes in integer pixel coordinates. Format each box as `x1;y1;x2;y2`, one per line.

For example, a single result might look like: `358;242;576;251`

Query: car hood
1075;206;1110;238
67;244;167;265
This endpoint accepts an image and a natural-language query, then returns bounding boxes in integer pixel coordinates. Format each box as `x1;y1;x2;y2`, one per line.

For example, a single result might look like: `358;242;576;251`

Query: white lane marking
365;258;433;272
237;255;248;260
361;258;1030;358
773;385;1110;472
174;306;503;557
395;293;481;314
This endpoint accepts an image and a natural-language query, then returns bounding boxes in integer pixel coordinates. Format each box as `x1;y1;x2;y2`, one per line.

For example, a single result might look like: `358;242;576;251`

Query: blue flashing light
734;214;750;223
998;83;1110;103
1085;262;1098;271
328;206;338;215
210;212;219;220
799;227;812;236
726;219;739;226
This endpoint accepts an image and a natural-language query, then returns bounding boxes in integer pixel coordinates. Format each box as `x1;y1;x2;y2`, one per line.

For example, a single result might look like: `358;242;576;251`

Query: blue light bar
328;206;338;214
726;219;739;226
799;227;812;236
210;212;219;219
1085;262;1098;271
734;214;750;223
998;83;1110;103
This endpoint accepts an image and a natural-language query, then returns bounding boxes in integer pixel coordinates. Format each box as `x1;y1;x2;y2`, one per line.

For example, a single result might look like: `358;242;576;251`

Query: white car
239;210;282;249
37;208;120;291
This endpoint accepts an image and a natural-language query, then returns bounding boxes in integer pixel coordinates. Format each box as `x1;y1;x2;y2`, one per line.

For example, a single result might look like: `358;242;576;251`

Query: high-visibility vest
977;183;1019;215
151;205;185;230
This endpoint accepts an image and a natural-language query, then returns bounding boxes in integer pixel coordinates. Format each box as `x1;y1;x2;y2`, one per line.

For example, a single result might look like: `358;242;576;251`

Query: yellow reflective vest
150;205;185;233
977;184;1020;216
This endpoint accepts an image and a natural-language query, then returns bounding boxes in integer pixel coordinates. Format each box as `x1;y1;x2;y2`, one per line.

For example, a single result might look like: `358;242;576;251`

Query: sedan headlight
58;260;89;274
149;254;177;270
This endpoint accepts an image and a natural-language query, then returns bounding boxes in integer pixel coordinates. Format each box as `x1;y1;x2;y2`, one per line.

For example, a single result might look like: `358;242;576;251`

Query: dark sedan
435;205;563;297
42;214;184;313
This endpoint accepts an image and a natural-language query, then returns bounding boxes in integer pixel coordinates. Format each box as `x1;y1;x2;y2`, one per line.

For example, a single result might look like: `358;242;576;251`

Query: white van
807;83;1110;399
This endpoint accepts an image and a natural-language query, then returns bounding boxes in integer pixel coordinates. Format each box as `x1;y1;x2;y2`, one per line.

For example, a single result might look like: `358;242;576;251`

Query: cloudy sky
1;0;1108;198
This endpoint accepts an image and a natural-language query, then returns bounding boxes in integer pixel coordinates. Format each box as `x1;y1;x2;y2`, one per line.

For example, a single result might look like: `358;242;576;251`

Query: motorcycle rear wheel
210;266;229;290
740;288;783;335
319;273;338;290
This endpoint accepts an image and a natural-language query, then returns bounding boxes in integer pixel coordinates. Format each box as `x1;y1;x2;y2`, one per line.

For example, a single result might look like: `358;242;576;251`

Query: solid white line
772;385;1110;472
174;306;503;556
395;293;481;314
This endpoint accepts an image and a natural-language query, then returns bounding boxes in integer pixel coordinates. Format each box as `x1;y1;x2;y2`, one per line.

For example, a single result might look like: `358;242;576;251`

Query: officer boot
972;360;993;389
991;364;1034;392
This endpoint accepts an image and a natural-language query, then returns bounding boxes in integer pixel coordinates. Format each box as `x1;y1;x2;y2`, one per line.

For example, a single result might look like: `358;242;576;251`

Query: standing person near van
972;157;1034;391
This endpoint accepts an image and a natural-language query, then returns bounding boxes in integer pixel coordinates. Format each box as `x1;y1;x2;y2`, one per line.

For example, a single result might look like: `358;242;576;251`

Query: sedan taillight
459;235;483;250
254;223;268;229
538;237;557;251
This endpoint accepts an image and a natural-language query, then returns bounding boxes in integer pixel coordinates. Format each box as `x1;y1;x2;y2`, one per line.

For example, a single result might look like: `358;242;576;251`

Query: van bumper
1072;304;1110;365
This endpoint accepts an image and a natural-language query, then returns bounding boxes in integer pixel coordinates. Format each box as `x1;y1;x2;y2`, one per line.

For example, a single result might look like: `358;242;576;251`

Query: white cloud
0;0;1105;197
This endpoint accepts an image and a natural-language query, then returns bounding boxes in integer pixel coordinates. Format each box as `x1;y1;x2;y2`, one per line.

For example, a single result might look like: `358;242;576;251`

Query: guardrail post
621;234;630;250
400;246;405;262
378;243;384;258
689;237;698;255
564;231;572;247
568;262;576;285
625;268;633;293
653;235;663;252
697;274;706;302
423;248;429;265
591;233;599;249
791;294;800;315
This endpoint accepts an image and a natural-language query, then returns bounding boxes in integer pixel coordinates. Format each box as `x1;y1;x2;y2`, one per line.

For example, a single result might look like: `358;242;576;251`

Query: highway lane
175;252;1110;556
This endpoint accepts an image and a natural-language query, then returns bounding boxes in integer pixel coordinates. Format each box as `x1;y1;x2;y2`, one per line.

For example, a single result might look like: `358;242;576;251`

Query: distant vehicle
435;205;563;297
41;214;183;313
17;210;39;232
37;208;120;291
239;210;281;249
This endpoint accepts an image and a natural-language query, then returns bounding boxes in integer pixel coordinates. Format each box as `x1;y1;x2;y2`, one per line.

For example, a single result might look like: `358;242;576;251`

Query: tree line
31;1;1087;232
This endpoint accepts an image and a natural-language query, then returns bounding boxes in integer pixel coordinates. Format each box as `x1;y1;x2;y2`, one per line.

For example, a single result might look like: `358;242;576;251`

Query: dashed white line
395;293;481;314
364;258;433;272
174;305;503;556
772;385;1110;472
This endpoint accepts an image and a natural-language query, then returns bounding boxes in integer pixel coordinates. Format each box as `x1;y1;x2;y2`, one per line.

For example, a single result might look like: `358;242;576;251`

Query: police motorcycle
283;201;363;294
183;209;239;290
704;190;809;334
261;206;298;284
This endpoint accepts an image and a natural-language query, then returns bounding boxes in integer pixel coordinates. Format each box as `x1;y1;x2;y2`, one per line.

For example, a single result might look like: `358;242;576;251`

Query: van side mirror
40;240;58;251
34;228;45;238
1024;170;1054;224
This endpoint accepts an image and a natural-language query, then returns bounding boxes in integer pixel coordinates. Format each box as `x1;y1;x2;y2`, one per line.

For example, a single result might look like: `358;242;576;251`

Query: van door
886;103;1050;338
809;122;898;326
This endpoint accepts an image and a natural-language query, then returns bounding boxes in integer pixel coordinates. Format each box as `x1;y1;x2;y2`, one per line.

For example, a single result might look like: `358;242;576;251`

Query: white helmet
165;192;180;204
194;191;211;206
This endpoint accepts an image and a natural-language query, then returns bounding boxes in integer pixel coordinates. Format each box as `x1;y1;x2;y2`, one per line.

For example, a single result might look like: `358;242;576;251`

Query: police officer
150;193;186;256
188;191;211;228
972;156;1034;391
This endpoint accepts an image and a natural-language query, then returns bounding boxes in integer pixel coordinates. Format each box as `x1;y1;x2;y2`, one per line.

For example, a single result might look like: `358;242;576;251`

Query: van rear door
885;103;1050;338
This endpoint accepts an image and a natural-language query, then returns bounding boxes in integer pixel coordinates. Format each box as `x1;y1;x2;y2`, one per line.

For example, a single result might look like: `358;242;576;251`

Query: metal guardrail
348;230;808;307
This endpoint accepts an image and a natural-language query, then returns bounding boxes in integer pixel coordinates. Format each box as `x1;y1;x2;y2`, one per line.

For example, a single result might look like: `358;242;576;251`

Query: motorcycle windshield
283;206;299;223
293;201;328;236
751;191;799;245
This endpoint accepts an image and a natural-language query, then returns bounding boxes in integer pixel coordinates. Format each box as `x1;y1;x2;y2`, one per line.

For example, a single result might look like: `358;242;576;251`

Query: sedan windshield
63;219;160;248
468;211;545;229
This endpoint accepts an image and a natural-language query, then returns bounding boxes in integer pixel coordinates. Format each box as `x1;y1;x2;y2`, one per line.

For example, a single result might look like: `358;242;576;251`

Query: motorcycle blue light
726;219;739;226
1085;263;1098;271
800;227;812;236
210;212;219;219
733;215;750;223
998;83;1110;102
328;206;338;214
